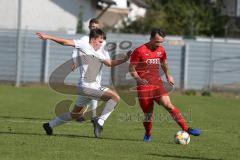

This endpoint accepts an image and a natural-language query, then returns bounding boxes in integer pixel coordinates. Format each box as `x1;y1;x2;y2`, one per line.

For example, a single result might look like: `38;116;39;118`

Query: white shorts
75;86;109;107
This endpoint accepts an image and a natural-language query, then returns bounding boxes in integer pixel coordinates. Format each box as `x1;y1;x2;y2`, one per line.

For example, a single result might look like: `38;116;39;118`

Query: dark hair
150;28;166;39
89;18;99;25
89;29;106;40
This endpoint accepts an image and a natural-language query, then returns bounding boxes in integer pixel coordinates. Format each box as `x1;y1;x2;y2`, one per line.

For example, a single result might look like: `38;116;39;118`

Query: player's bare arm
129;64;148;85
103;50;132;67
161;59;174;85
36;32;74;46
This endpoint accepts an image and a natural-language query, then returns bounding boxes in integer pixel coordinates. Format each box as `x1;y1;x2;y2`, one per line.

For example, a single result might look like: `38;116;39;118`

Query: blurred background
0;0;240;94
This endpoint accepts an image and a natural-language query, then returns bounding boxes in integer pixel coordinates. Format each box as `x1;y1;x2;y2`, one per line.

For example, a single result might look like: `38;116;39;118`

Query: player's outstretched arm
103;50;132;67
36;32;75;47
161;59;174;85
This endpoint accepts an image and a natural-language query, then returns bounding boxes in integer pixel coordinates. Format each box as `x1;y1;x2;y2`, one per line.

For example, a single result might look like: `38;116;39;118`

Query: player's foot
93;118;103;138
43;123;53;135
143;135;152;142
187;128;201;136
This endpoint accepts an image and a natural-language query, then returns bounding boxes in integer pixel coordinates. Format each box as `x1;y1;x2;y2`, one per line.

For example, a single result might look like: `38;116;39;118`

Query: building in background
0;0;97;34
0;0;147;34
96;0;148;31
219;0;240;16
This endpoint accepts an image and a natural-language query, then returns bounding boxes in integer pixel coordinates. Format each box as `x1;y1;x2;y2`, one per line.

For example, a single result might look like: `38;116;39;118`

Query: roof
128;0;149;8
99;0;116;5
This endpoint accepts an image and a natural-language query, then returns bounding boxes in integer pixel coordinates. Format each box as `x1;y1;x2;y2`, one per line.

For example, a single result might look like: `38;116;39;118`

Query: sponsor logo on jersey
146;58;160;64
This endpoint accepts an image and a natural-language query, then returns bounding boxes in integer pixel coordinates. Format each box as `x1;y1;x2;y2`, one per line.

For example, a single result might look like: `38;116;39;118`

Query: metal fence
0;29;240;92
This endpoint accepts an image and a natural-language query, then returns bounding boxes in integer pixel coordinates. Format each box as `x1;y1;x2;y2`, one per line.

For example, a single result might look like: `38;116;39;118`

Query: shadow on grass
147;153;223;160
0;115;50;121
0;131;143;142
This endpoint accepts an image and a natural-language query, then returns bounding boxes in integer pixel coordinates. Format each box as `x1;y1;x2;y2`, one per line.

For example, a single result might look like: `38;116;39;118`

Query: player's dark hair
89;18;99;25
150;28;166;39
89;28;106;40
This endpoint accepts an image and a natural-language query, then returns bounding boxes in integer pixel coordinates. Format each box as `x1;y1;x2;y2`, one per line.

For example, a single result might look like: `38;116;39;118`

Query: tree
77;6;85;34
120;0;229;37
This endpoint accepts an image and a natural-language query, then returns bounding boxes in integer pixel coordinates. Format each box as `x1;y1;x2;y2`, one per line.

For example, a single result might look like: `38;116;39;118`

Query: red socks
143;122;152;136
169;106;189;131
143;106;189;136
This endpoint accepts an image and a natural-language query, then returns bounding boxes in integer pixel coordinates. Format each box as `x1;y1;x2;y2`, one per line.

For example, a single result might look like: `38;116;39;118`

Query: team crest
157;52;162;57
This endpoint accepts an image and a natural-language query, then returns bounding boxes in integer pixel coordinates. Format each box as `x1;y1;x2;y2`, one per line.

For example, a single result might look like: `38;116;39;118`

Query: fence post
40;40;50;83
110;41;118;86
208;35;214;92
180;43;189;90
15;0;22;87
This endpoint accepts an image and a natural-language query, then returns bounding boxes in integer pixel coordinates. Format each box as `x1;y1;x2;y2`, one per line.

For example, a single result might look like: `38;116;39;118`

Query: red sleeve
130;48;141;65
161;48;167;61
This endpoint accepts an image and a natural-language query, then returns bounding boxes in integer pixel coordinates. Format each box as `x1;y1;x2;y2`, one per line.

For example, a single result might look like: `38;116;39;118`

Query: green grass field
0;85;240;160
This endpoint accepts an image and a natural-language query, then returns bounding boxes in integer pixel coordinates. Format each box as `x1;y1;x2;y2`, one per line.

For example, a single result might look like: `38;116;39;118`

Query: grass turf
0;85;239;160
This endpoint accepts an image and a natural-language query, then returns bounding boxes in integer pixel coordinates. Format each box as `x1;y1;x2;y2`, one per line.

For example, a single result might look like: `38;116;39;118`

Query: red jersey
130;43;167;86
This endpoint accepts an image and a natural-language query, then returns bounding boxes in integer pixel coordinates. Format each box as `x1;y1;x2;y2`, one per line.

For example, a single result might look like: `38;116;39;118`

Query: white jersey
72;35;109;61
72;35;110;87
73;39;108;88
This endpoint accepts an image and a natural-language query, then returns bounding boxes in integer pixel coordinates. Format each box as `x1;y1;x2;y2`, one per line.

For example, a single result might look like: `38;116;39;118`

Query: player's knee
144;112;153;122
106;95;120;103
114;94;120;103
71;106;85;119
163;102;174;110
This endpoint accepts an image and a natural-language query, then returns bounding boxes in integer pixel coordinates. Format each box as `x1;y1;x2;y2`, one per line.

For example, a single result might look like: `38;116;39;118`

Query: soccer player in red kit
129;28;201;142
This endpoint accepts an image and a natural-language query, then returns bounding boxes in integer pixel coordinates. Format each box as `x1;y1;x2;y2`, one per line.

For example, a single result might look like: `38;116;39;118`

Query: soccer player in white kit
71;18;109;123
36;29;131;138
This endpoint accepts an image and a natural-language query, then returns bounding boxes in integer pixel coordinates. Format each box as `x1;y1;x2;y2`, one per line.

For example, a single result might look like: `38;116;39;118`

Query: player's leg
43;96;90;135
157;95;188;130
157;95;201;136
89;100;98;120
98;88;120;124
75;100;98;123
71;105;89;119
136;86;155;141
93;88;120;138
138;97;154;142
76;85;120;137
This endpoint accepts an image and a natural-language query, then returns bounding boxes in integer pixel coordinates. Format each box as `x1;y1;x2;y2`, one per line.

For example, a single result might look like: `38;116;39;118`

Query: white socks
48;99;117;128
98;99;117;126
89;100;97;118
49;112;72;128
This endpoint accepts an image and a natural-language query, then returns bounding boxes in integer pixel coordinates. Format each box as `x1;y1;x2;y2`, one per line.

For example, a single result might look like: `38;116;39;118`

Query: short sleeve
130;49;140;65
80;35;89;43
161;48;167;61
74;39;89;49
102;47;110;60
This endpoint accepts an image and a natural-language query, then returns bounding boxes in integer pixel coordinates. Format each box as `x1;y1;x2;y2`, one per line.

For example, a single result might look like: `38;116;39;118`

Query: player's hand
124;50;132;61
71;64;77;72
36;32;49;40
166;75;174;86
136;78;148;85
126;50;132;57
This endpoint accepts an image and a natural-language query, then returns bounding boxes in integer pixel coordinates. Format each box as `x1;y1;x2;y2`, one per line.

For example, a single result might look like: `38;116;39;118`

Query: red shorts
137;85;169;113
